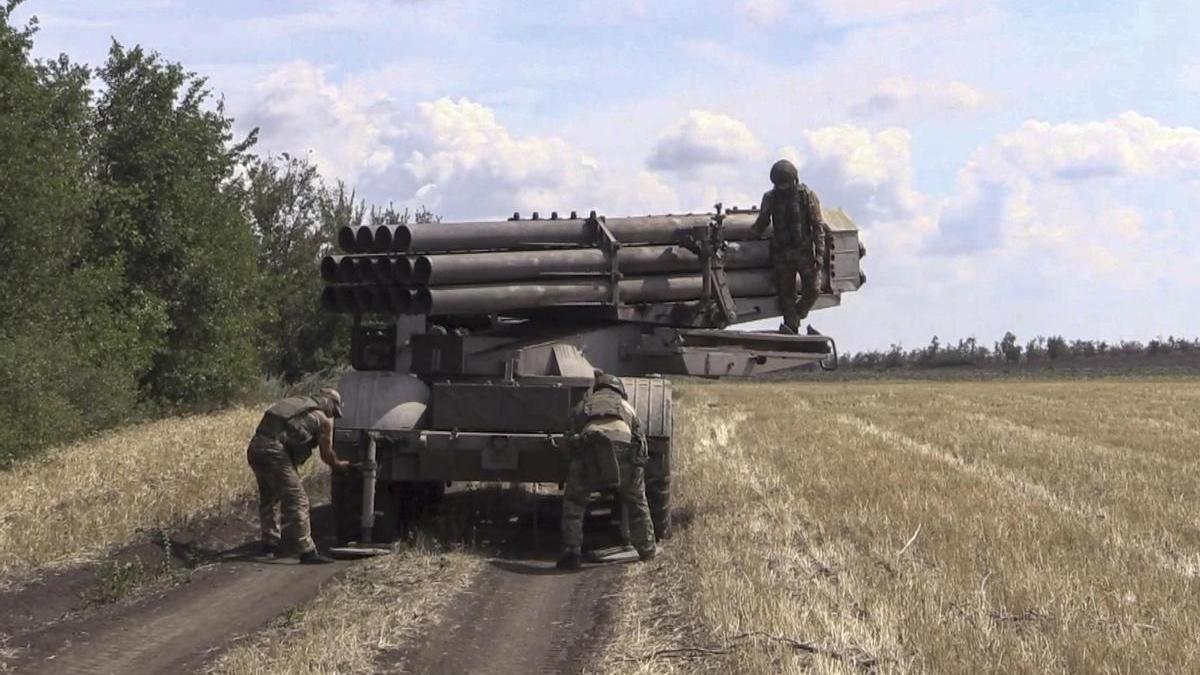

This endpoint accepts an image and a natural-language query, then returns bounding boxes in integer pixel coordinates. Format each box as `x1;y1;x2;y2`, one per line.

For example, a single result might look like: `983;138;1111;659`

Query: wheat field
0;407;268;581
598;378;1200;674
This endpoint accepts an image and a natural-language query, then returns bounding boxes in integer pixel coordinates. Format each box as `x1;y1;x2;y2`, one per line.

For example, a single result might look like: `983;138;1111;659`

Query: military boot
637;547;657;562
556;552;582;570
299;550;336;565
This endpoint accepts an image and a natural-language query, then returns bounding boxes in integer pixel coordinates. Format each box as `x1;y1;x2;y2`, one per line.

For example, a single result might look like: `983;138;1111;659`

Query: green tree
246;154;354;380
1046;335;1068;360
0;4;166;463
997;331;1022;363
88;42;260;405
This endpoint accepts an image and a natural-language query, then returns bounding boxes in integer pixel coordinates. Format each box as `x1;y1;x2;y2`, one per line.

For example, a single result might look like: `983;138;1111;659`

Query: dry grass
0;407;269;581
596;378;1200;674
209;546;481;675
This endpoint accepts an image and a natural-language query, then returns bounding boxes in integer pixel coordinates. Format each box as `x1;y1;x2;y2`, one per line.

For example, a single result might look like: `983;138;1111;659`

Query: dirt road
2;490;632;674
16;558;345;674
390;549;626;674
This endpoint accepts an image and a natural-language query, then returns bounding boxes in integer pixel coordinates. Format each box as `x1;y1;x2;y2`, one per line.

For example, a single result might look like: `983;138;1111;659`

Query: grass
0;406;268;581
595;378;1200;674
209;546;480;675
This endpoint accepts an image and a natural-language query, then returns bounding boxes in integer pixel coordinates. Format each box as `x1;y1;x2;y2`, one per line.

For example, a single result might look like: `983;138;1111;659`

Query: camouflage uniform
247;397;328;555
752;159;826;333
560;376;656;560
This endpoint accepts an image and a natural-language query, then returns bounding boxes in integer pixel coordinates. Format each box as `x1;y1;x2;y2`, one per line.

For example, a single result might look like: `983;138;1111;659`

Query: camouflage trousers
561;434;656;556
247;436;316;555
772;253;820;331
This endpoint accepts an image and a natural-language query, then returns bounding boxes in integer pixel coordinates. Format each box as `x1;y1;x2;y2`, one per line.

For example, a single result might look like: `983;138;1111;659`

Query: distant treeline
843;333;1200;371
0;5;429;464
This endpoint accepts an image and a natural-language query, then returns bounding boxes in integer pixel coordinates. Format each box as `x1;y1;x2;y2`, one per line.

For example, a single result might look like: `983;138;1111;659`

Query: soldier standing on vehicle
557;371;657;570
751;159;826;334
247;388;350;564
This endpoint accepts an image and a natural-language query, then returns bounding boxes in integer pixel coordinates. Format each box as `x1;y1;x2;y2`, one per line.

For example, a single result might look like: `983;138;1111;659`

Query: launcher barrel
337;212;763;255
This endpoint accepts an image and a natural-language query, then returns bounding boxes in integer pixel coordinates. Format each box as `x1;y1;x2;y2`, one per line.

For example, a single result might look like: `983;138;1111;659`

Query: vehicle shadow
358;485;632;570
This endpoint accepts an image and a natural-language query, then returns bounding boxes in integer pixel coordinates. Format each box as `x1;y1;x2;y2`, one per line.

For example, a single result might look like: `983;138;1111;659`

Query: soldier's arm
315;412;350;469
803;186;826;261
751;191;773;237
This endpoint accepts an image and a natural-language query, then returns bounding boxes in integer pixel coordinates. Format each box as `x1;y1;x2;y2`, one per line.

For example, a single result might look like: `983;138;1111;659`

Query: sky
13;0;1200;352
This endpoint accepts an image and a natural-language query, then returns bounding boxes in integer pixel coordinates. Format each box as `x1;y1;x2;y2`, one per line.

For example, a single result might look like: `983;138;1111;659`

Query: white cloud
850;78;988;118
241;64;679;219
246;61;402;186
931;112;1200;255
782;125;922;226
647;110;764;175
991;113;1200;181
402;97;605;215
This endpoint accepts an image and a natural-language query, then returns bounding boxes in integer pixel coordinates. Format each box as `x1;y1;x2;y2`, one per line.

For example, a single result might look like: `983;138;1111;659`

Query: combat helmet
769;158;799;189
318;387;344;418
592;370;627;399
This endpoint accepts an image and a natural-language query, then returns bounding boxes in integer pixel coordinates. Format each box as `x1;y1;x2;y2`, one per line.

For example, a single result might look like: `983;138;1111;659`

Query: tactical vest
255;396;322;465
768;185;817;255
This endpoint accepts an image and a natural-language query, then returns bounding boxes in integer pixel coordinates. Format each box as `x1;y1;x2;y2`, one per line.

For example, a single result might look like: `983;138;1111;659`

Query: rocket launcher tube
414;269;778;316
408;239;771;286
391;212;761;255
320;240;771;285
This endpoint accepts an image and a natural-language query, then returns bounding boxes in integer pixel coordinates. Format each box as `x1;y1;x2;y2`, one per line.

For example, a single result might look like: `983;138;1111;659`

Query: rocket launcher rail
320;207;865;328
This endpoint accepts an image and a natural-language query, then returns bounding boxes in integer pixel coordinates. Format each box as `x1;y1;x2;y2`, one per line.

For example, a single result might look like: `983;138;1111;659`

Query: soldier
557;371;657;570
247;388;350;564
751;159;826;334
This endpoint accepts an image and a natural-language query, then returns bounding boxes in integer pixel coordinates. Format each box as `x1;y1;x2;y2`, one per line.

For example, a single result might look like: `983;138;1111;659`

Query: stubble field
598;378;1200;674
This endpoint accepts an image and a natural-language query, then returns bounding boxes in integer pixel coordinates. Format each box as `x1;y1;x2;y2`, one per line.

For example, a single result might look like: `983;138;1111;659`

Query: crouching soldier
247;388;350;564
558;372;657;570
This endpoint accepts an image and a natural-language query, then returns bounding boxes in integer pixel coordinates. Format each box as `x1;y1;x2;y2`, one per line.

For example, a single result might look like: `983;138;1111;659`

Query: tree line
0;4;429;464
843;333;1200;371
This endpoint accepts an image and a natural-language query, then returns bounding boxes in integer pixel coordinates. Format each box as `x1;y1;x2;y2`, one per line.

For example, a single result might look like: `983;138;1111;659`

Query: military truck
321;201;865;544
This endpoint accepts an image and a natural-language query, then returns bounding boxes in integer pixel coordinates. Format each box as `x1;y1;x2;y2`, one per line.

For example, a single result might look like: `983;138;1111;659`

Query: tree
89;42;260;405
1025;337;1046;361
0;4;164;463
998;331;1022;363
246;154;353;381
1046;335;1068;360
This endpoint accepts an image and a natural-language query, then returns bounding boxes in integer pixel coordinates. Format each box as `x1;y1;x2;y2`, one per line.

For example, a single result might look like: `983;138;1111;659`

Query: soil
1;482;636;675
1;477;346;674
383;496;630;675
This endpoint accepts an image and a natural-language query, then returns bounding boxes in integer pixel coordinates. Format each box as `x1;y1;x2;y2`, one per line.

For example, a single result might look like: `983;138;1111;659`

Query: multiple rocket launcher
320;209;794;318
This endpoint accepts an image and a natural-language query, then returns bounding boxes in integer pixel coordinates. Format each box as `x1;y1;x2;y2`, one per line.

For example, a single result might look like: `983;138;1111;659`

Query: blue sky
13;0;1200;352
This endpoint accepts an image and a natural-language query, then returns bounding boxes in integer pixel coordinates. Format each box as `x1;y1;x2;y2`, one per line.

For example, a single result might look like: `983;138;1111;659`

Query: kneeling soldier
247;388;350;564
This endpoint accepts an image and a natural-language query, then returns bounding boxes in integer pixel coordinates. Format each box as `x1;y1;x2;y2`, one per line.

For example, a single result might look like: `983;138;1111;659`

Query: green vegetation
0;3;422;465
845;332;1200;371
